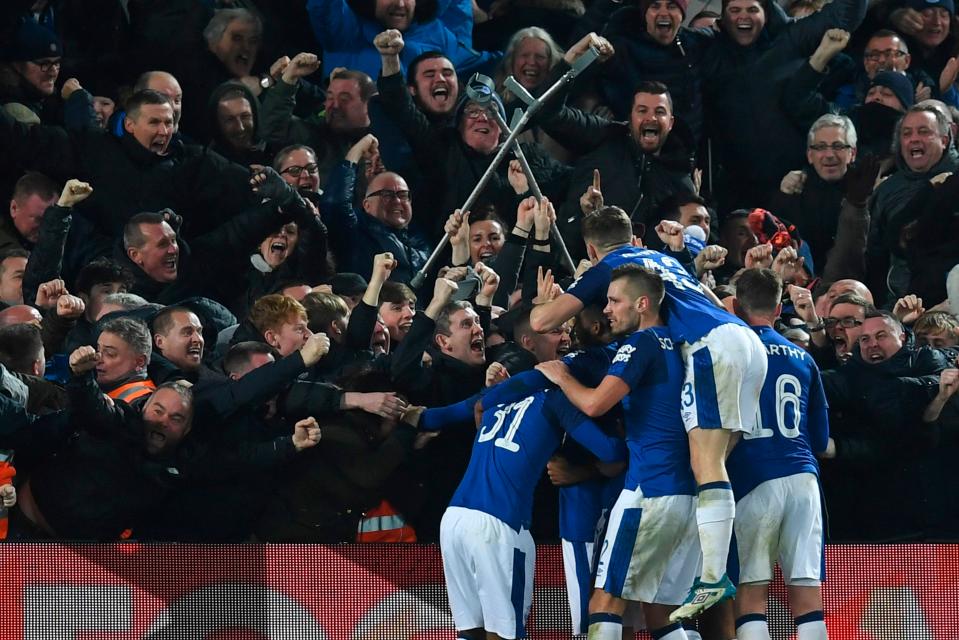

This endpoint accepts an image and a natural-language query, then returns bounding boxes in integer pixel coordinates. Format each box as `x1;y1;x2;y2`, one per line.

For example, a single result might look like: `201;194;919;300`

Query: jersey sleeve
547;392;626;463
806;360;830;454
606;332;659;388
482;370;553;409
565;261;612;306
420;391;484;431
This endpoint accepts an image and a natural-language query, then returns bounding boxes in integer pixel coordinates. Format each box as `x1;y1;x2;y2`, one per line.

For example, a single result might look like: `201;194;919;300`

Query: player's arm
529;293;584;333
536;361;627;418
807;365;831;454
409;392;484;431
549;395;626;470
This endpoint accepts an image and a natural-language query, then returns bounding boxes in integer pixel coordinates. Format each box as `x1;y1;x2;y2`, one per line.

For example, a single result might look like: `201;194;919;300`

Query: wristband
532;237;551;246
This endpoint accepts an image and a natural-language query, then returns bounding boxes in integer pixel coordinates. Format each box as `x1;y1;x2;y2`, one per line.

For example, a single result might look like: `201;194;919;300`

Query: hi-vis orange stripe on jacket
107;379;156;404
0;460;15;540
356;499;417;543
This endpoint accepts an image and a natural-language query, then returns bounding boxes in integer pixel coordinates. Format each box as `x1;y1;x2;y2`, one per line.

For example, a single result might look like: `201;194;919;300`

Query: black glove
844;154;882;206
250;167;301;208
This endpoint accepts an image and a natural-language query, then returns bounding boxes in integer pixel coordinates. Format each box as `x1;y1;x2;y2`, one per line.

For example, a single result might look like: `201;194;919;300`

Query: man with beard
207;82;279;166
559;82;695;260
598;0;714;143
867;104;959;303
373;32;570;235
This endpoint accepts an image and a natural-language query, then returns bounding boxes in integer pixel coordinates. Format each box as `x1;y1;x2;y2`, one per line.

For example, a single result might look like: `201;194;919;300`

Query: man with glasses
0;21;69;125
323;135;430;283
771;114;879;281
836;29;957;109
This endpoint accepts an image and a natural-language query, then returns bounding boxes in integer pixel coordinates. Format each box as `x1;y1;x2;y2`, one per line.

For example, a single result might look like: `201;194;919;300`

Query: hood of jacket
205;80;262;153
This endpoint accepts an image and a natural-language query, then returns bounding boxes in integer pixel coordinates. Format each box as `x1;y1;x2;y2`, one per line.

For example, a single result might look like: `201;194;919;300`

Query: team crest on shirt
612;345;635;364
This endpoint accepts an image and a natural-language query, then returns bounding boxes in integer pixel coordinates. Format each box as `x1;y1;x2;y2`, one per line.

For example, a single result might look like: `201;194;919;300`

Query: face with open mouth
128;220;179;283
825;302;866;360
259;223;299;269
857;316;904;364
630;91;674;153
512;37;551;91
723;0;766;47
524;323;573;363
375;0;416;30
469;219;505;265
379;299;415;343
142;387;192;456
437;306;485;366
411;56;458;116
899;110;949;172
92;96;115;129
372;316;391;356
124;103;175;156
154;310;205;372
917;7;951;49
210;17;261;78
459;101;502;155
645;0;684;45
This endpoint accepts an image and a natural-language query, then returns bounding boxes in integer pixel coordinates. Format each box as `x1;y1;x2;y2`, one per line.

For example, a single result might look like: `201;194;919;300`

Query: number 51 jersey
449;389;626;532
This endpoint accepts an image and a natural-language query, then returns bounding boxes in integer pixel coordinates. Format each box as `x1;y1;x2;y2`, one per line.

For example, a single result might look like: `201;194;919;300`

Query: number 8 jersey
726;326;831;498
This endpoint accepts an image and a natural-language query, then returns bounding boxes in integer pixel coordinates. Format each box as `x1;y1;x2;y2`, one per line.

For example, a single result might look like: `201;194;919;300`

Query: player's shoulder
613;327;672;362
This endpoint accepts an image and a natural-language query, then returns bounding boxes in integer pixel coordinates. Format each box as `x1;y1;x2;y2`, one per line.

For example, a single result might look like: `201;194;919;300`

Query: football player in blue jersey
409;359;627;640
729;268;830;640
536;264;700;640
530;205;767;620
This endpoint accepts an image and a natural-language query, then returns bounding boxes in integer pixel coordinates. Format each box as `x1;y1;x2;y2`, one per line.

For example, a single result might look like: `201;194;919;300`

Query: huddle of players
421;205;830;640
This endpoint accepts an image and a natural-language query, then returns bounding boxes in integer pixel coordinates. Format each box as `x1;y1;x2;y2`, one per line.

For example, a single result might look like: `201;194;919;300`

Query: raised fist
374;30;405;56
57;179;93;208
69;346;99;375
300;332;331;366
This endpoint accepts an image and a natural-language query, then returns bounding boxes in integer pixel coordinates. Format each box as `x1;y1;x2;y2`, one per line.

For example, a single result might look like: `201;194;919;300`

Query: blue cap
4;21;62;62
905;0;955;15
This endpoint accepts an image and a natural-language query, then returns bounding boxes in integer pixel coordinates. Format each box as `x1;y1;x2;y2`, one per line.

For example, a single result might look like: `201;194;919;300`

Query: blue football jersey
566;246;745;344
448;390;626;531
726;326;830;499
606;326;696;497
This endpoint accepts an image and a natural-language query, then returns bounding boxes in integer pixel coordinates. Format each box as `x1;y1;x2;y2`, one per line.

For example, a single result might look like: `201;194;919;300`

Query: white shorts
735;473;824;586
594;487;701;605
440;507;535;639
680;323;768;433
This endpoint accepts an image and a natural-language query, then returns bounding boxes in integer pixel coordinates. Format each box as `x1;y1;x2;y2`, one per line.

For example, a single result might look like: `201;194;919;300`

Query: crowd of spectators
1;0;959;545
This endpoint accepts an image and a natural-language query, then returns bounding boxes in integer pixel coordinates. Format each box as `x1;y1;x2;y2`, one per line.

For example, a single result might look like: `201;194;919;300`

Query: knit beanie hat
870;71;915;110
640;0;688;18
905;0;955;16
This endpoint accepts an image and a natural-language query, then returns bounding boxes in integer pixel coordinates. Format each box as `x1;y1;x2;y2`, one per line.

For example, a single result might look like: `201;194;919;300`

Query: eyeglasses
366;189;411;202
864;49;907;62
463;106;493;120
809;142;853;152
824;317;864;329
30;58;61;72
279;163;319;177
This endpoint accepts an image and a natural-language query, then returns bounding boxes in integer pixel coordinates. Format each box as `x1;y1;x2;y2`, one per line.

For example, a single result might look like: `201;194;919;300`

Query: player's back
726;326;830;499
573;246;744;344
449;390;617;532
608;326;696;497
